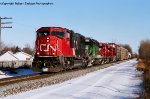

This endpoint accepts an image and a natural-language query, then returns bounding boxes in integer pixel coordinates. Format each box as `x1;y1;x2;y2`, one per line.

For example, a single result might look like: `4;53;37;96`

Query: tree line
0;42;34;55
138;39;150;98
0;42;134;57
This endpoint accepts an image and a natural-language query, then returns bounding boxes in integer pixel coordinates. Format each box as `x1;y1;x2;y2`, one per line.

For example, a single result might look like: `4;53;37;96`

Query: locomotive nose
37;36;58;56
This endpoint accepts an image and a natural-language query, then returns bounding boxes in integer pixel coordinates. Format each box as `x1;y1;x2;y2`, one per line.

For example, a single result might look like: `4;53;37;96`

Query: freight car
32;26;130;72
120;46;129;60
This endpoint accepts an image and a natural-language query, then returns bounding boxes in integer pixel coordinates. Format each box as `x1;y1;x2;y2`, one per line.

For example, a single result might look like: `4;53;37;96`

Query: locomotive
32;27;129;72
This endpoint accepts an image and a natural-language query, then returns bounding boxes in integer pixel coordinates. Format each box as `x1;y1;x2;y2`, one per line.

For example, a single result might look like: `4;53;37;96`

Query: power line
0;17;12;51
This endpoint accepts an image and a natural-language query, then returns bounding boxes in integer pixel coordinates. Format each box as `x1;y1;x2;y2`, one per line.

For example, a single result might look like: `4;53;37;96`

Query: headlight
37;52;40;55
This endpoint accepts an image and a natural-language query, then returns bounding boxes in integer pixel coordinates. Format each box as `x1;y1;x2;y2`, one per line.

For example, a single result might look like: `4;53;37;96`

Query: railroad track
0;60;127;87
0;67;88;87
0;73;54;86
0;69;81;87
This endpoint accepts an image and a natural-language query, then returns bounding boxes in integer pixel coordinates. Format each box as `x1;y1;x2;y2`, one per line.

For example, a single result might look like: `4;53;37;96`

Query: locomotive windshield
37;32;49;38
51;31;65;38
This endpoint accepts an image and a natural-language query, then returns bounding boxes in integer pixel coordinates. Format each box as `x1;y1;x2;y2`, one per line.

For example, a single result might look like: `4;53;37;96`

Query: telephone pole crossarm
1;26;12;28
1;22;12;24
0;17;12;51
0;17;12;19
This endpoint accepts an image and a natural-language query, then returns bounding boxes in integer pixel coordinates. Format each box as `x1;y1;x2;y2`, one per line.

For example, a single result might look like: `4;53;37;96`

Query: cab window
51;31;65;38
37;32;49;38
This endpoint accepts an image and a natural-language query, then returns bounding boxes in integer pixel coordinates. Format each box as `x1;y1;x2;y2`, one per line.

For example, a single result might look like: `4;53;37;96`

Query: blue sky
0;0;150;53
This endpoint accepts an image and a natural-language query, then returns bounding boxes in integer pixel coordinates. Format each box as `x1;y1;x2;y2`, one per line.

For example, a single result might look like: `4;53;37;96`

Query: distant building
0;51;33;68
14;52;33;61
0;51;18;61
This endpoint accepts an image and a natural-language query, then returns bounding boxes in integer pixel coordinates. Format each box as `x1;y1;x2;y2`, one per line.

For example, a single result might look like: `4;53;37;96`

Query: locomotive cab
35;27;74;57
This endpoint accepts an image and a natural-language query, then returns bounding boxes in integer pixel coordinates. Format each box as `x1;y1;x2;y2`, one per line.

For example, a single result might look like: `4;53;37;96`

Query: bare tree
0;42;5;54
0;43;21;54
139;39;150;60
22;44;34;55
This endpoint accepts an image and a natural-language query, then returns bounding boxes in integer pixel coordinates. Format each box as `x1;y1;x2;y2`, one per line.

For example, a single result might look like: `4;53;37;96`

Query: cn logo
40;40;58;52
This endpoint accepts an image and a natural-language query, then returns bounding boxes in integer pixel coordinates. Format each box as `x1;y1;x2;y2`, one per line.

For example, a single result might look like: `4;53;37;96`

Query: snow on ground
4;59;143;99
0;68;38;79
0;71;11;79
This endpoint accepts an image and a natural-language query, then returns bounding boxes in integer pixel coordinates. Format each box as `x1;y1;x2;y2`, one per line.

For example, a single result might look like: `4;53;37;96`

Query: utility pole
0;17;12;51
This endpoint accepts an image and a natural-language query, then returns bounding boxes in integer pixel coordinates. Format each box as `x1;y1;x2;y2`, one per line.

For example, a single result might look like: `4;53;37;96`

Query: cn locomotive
32;27;129;72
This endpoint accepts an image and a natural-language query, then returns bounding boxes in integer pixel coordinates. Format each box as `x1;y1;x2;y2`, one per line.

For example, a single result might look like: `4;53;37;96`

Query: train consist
32;27;130;72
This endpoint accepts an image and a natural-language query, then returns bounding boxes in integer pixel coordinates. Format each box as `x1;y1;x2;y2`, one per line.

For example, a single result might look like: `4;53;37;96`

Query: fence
0;60;33;68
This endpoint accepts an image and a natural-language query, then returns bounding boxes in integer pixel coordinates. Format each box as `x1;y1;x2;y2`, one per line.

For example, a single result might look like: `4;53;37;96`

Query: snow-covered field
0;68;38;79
4;59;143;99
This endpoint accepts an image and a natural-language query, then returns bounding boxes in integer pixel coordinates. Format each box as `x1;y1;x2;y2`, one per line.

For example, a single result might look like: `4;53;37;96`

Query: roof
0;51;33;61
0;51;18;61
14;52;33;60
